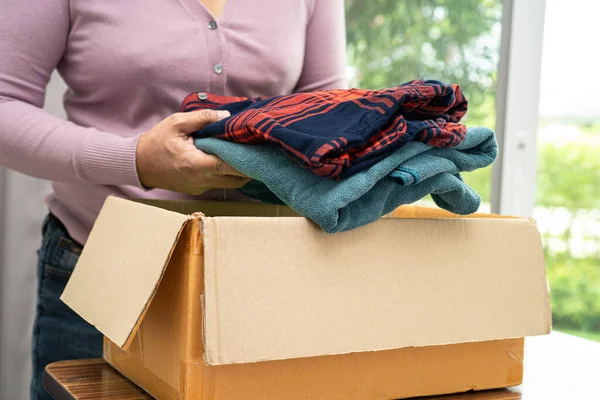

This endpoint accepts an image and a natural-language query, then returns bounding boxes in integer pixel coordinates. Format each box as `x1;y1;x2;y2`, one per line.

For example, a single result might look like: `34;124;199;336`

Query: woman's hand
136;109;250;194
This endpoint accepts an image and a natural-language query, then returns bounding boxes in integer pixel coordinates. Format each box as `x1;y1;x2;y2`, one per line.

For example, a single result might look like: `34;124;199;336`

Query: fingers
202;175;251;189
214;157;248;178
169;109;230;133
191;151;248;178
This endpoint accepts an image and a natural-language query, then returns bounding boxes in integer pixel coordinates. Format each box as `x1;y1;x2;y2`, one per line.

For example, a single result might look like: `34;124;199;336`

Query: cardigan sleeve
0;0;143;187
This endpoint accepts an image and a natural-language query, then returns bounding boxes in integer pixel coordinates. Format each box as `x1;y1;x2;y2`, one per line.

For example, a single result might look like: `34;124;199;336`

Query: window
345;0;600;342
534;0;600;342
345;0;503;210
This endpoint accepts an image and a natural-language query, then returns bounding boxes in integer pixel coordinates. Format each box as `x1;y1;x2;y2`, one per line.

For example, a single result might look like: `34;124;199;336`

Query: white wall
0;72;66;400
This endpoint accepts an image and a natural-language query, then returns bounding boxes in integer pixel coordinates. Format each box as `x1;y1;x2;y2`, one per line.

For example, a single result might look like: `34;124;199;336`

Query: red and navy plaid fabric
182;80;468;179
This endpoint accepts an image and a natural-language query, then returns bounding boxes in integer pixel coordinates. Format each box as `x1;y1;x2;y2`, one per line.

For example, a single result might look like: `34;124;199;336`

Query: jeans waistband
42;213;82;248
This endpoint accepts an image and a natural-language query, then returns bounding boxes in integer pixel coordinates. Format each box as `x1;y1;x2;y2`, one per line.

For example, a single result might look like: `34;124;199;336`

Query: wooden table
44;332;600;400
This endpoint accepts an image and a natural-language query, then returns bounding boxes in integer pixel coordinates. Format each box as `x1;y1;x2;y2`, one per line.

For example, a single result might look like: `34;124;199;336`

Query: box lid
60;196;297;349
61;196;190;348
62;196;551;365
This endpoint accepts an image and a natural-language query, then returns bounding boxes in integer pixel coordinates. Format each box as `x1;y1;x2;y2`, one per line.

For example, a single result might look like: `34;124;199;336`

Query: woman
0;1;347;398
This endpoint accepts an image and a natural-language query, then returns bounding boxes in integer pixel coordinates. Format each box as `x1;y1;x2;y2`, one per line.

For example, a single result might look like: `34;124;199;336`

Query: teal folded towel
195;127;497;233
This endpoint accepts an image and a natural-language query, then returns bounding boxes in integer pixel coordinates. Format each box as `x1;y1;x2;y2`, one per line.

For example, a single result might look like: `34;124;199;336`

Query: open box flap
202;216;551;366
61;196;190;348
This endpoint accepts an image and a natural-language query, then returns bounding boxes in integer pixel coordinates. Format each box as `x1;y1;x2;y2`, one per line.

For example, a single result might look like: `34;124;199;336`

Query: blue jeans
30;214;103;400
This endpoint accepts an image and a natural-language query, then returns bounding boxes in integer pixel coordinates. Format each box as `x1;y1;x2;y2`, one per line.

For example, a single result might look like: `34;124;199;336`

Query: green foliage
345;0;502;126
537;141;600;339
555;327;600;342
536;143;600;210
578;121;600;135
462;166;491;203
546;253;600;332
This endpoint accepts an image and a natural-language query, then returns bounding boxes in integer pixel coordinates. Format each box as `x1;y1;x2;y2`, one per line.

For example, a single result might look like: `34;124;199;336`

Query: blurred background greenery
345;0;600;341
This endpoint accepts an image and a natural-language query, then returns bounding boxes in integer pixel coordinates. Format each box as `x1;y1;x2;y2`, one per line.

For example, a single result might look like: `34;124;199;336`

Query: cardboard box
62;196;551;400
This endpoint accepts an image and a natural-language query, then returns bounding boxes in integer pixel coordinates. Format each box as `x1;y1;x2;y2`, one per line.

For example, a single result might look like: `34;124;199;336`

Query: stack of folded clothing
182;80;498;233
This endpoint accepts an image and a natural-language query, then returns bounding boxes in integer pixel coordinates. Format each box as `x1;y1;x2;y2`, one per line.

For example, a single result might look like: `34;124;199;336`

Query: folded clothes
194;127;497;233
183;80;468;179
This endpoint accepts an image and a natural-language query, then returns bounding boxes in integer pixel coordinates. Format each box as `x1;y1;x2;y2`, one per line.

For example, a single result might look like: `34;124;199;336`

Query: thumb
172;109;231;133
214;157;248;178
188;149;249;178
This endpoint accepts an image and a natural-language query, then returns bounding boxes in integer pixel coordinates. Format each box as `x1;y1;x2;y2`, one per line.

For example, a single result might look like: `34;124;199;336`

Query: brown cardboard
62;196;551;399
202;216;548;365
61;197;189;348
105;336;525;400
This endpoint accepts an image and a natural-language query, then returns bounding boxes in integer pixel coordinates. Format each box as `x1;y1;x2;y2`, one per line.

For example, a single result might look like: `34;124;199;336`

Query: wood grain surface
44;359;151;400
44;332;600;400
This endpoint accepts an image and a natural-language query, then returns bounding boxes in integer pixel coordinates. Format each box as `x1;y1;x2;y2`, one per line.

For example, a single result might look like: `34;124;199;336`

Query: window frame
491;0;547;216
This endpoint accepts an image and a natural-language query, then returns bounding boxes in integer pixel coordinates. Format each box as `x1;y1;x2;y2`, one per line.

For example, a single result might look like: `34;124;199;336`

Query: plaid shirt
182;80;468;179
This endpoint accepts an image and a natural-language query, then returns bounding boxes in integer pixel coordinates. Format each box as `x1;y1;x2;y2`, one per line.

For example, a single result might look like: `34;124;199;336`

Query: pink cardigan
0;0;348;244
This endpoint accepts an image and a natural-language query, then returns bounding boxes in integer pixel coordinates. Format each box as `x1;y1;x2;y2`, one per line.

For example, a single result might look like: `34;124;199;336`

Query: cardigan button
197;92;208;100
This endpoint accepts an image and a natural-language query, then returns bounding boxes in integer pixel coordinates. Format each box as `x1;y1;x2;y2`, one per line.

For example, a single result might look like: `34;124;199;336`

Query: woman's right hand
135;109;250;195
